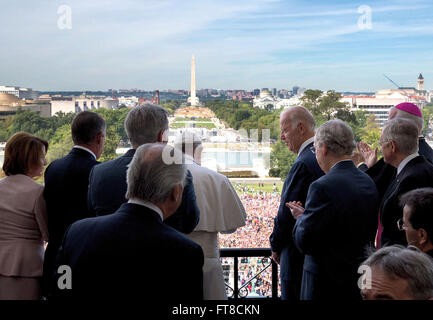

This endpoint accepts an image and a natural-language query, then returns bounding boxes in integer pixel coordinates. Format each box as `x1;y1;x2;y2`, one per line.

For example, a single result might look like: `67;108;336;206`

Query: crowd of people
1;102;433;301
219;192;280;249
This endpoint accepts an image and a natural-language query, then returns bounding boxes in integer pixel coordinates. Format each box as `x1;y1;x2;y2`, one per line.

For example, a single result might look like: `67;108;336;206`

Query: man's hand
352;146;365;167
286;201;304;220
358;141;378;168
271;251;281;265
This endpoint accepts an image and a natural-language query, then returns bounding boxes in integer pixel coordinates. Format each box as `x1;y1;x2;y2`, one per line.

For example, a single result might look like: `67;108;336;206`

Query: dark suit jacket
269;142;324;286
361;137;433;199
88;148;199;233
43;148;99;294
379;156;433;246
293;161;379;300
49;203;204;300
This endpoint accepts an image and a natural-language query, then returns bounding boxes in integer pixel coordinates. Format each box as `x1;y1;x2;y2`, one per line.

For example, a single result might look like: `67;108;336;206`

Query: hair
174;131;202;155
124;104;169;147
281;106;316;131
2;132;48;176
361;245;433;299
400;188;433;241
71;111;106;145
382;118;418;155
126;143;186;203
395;108;423;134
315;119;355;156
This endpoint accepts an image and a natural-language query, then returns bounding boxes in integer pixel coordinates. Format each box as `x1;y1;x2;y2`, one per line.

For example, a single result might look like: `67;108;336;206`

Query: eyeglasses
397;218;408;231
310;146;316;154
379;140;391;148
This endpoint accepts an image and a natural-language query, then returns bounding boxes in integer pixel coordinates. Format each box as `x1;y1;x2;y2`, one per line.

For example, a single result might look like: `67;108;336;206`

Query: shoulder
1;174;43;192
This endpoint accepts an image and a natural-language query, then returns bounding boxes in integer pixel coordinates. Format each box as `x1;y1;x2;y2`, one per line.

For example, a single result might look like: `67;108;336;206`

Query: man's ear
157;130;164;143
418;228;429;245
96;131;104;145
171;184;183;203
322;144;328;156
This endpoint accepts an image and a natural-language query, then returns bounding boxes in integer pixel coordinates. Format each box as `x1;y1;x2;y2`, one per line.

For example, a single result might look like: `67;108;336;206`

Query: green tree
422;103;433;137
99;125;120;162
46;124;73;163
269;140;296;179
359;114;382;154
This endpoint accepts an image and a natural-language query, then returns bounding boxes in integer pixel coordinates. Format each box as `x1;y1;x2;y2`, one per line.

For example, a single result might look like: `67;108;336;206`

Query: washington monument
188;55;200;106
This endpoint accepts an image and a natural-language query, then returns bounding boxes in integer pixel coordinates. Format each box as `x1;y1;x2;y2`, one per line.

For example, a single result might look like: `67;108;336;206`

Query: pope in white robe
175;132;246;300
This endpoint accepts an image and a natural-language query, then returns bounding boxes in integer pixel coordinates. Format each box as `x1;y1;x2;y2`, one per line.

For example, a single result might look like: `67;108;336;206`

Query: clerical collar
73;145;96;160
397;153;419;176
298;137;315;156
128;199;164;221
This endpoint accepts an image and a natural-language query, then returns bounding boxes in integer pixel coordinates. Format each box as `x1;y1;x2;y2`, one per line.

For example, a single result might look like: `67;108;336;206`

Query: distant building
418;73;424;91
118;96;138;107
342;74;429;127
50;95;119;116
253;89;302;110
0;93;51;120
272;88;277;96
0;85;39;100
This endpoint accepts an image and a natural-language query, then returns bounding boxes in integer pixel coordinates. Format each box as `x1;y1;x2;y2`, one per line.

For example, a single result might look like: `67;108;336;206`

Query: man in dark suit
269;106;324;300
377;118;433;247
88;103;199;234
49;143;204;300
42;111;106;297
358;102;433;199
291;120;379;300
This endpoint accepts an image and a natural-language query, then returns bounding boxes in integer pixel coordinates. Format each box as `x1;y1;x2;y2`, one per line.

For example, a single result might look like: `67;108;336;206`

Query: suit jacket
362;137;433;200
379;156;433;246
0;174;48;277
88;148;200;233
293;161;379;300
43;148;99;293
269;142;324;286
49;203;204;300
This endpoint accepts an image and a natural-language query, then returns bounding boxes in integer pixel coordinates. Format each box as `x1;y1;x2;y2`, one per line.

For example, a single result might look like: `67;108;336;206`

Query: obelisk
188;55;199;106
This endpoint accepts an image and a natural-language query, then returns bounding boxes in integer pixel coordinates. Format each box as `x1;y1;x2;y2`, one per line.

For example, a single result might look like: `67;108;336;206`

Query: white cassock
184;155;246;300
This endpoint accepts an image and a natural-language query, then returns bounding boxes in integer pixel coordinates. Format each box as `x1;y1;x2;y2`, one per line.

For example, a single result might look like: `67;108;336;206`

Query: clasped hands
286;201;304;220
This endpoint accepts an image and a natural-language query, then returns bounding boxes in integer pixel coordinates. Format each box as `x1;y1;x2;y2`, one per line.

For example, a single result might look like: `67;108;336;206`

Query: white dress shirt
298;137;315;157
397;153;419;176
73;145;97;160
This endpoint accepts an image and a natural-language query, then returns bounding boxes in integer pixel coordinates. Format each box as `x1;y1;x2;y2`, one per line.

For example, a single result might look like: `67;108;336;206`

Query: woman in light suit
0;132;49;300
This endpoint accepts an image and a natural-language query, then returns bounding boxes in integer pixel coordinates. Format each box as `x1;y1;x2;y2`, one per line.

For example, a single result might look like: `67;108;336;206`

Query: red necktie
375;212;382;248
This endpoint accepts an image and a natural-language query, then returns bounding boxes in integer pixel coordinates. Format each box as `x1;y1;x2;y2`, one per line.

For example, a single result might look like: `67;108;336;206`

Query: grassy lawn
232;182;283;195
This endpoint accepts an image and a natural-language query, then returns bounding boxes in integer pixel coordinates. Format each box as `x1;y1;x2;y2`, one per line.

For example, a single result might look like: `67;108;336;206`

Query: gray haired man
376;118;433;247
50;143;204;300
290;120;379;300
360;245;433;300
87;103;200;233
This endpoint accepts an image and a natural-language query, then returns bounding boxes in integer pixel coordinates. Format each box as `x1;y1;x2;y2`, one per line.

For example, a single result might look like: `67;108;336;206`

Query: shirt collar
127;198;164;221
73;145;97;160
397;153;419;175
298;137;315;156
183;153;197;165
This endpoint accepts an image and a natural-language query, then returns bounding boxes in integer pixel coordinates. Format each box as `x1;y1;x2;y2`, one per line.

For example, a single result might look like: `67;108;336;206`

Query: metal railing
219;247;279;300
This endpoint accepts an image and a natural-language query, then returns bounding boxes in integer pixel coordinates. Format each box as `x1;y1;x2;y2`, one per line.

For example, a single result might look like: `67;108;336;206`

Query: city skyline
1;0;433;91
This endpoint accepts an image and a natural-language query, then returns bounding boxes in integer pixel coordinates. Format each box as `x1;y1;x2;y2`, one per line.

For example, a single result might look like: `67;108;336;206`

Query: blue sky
0;0;432;92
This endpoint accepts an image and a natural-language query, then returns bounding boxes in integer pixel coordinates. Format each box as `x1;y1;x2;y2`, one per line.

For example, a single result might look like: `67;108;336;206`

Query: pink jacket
0;174;48;277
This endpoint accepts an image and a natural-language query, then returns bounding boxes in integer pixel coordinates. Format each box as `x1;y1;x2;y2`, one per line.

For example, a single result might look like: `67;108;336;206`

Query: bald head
280;106;316;154
281;106;316;131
